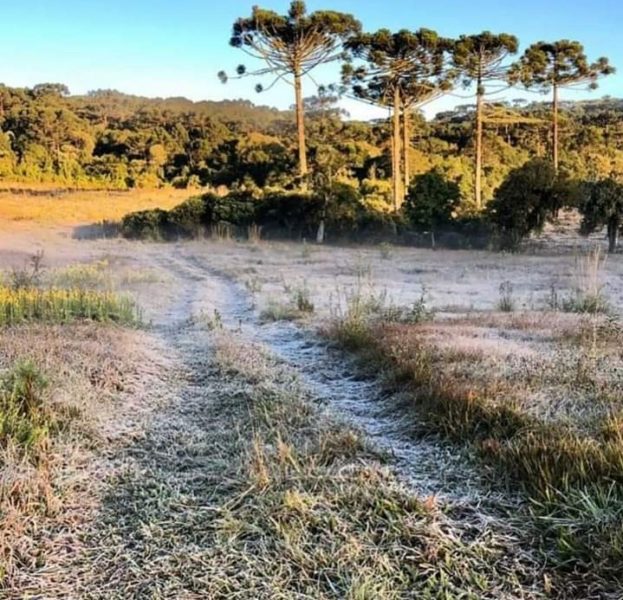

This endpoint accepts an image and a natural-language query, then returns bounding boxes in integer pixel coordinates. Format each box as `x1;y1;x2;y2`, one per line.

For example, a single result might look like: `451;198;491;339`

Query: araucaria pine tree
509;40;614;171
219;1;360;182
343;28;453;210
453;32;518;209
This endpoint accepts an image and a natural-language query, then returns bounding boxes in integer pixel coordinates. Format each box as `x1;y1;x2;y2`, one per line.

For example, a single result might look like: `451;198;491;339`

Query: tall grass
0;287;138;325
552;247;610;314
325;314;623;587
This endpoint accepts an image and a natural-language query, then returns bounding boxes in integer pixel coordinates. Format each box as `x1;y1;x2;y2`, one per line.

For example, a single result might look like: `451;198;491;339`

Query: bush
579;178;623;253
404;170;461;241
204;191;258;227
120;208;170;240
0;361;50;453
168;196;207;237
118;185;405;242
487;159;574;250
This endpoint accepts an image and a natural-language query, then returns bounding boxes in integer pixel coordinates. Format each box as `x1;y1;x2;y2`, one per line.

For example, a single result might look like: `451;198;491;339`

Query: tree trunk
403;106;410;194
475;79;484;210
392;86;402;211
294;68;308;180
608;219;618;253
316;220;325;244
552;83;559;172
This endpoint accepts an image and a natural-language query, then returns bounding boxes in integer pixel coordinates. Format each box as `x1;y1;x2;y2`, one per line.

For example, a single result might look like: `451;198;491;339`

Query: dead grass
325;307;623;592
0;323;165;593
0;188;189;227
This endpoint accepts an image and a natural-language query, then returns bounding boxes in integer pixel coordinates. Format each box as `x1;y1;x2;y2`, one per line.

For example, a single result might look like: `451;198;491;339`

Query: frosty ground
1;218;622;598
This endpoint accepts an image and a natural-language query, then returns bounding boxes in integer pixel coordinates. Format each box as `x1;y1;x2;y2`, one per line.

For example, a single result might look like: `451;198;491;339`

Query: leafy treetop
453;31;519;94
221;1;361;91
509;40;615;91
343;28;453;107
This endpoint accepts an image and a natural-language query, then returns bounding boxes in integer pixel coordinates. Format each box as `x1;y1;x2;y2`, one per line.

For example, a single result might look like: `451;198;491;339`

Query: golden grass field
0;186;190;228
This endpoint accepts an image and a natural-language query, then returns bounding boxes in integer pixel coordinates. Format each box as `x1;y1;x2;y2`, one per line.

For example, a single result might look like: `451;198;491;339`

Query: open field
1;200;623;598
0;187;189;230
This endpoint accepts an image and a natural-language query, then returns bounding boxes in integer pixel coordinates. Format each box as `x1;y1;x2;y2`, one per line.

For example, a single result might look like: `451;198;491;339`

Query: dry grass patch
84;330;547;598
0;323;162;593
0;188;188;227
325;309;623;592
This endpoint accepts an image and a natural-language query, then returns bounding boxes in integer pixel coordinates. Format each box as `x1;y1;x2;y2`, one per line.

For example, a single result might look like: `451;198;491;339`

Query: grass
0;322;157;592
0;188;188;227
84;329;549;598
325;300;623;593
260;283;315;322
50;260;112;289
327;280;433;350
0;286;138;325
497;281;515;312
0;361;50;453
548;248;611;314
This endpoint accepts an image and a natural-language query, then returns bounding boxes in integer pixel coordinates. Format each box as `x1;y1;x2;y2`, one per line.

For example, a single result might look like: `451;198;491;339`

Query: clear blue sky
1;0;621;119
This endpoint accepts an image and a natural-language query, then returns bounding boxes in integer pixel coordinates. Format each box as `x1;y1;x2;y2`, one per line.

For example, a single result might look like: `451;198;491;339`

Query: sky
1;0;622;120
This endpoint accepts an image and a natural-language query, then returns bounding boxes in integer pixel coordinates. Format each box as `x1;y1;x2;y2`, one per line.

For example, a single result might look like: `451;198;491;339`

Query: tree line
220;1;614;212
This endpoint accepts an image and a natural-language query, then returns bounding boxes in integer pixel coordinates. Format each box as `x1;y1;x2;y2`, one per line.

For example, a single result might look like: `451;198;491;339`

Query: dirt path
37;244;543;598
156;248;513;504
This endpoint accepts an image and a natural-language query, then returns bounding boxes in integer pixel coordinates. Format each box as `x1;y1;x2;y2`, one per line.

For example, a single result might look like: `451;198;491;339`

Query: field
1;191;622;598
0;187;189;230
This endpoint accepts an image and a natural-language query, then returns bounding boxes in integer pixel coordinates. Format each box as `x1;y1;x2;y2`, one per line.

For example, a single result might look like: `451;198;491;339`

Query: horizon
1;0;621;120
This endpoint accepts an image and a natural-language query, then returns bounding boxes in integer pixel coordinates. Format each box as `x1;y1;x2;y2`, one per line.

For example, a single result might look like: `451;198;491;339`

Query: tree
404;169;461;247
343;28;453;210
487;158;572;249
452;32;518;209
579;178;623;252
509;41;614;171
307;86;350;243
219;1;360;180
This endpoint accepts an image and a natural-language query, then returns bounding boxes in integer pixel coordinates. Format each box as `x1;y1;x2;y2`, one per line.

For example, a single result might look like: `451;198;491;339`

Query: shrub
204;191;258;227
120;208;170;240
488;159;575;249
0;361;50;453
168;196;207;237
579;178;623;253
404;169;461;246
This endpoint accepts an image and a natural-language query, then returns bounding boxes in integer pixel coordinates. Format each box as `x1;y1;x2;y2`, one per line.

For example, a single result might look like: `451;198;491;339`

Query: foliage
0;80;623;228
220;1;361;176
487;158;572;248
0;287;137;325
120;208;170;240
579;178;623;252
509;40;615;168
452;31;519;208
343;28;455;207
509;40;614;92
0;361;50;453
404;169;461;232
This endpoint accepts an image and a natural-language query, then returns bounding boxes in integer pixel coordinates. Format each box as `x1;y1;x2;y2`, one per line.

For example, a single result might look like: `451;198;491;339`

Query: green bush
579;178;623;253
0;361;50;453
404;169;461;245
487;159;575;249
168;196;207;237
204;191;258;226
120;208;171;240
